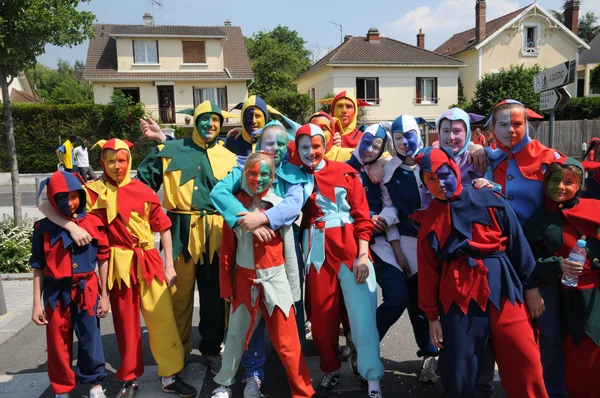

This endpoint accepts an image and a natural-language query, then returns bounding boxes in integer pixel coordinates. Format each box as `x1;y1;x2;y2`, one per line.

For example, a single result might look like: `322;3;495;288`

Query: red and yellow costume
318;91;370;148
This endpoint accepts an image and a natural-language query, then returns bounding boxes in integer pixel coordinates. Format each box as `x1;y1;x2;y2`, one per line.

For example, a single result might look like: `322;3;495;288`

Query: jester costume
87;138;185;381
225;95;270;158
411;147;547;398
319;91;369;148
524;158;600;398
137;101;237;358
30;171;108;395
581;137;600;199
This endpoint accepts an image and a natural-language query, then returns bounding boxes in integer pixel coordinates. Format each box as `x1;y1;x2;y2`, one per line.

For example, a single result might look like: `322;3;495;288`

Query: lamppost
330;21;343;44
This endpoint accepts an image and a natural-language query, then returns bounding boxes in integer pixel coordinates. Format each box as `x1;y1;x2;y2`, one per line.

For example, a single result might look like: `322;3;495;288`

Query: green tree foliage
28;59;93;104
551;3;599;43
472;65;542;116
265;88;313;124
590;63;600;94
104;90;147;141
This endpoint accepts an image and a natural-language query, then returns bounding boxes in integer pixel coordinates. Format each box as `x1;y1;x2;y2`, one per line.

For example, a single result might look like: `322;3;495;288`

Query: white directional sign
539;89;560;111
534;60;576;94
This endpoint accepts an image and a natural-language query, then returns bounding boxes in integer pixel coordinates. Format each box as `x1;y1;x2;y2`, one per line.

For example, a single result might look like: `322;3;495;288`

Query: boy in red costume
30;171;109;398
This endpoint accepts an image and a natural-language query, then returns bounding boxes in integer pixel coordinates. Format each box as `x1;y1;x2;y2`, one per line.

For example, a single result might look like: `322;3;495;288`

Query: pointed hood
416;146;463;201
352;123;390;165
436;108;485;157
391;115;434;158
319;91;371;136
191;100;231;148
38;171;87;221
238;95;270;144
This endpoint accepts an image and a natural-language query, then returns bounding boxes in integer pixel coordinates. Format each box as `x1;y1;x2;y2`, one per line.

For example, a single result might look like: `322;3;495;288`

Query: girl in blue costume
377;115;439;384
210;120;309;398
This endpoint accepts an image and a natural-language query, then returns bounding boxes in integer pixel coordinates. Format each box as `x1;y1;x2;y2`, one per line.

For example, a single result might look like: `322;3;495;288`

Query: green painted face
196;113;220;141
245;161;272;195
260;128;288;165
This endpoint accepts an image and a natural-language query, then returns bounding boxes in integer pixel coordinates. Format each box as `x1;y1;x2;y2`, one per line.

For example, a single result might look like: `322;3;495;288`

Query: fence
528;120;600;159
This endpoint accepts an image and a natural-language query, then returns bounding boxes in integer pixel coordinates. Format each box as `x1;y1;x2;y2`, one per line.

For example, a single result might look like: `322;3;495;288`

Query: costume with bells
30;171;108;395
87;138;185;381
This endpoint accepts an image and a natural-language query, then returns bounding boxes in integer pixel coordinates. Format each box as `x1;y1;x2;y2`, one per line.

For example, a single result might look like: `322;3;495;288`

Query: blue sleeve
29;228;46;269
57;145;66;153
209;167;245;229
264;183;303;231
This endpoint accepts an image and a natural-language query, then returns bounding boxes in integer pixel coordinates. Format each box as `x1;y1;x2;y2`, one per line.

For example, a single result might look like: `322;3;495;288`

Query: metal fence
528;119;600;159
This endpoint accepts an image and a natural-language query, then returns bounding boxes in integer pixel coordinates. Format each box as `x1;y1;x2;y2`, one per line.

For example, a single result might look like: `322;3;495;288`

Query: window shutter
416;78;422;104
434;78;438;103
183;41;206;63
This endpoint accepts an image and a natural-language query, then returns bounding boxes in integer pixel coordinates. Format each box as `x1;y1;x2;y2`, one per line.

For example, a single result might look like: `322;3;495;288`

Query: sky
37;0;600;68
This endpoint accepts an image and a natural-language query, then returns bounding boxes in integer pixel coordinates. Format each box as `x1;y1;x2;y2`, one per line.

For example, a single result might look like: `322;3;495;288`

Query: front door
157;85;175;123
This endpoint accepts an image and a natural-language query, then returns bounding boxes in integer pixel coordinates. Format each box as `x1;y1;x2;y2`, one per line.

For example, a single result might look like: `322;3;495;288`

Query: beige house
83;14;253;125
577;33;599;96
0;72;42;103
293;28;464;122
435;1;590;101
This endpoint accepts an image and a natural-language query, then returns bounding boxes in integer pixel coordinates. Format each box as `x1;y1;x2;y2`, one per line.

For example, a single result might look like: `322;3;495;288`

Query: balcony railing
145;107;241;126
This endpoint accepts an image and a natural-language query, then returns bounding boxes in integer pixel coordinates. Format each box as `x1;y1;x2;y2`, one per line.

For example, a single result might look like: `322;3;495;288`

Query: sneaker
200;354;223;375
211;386;232;398
419;356;438;384
368;391;383;398
243;376;261;398
161;376;197;397
316;372;340;396
116;381;138;398
89;388;107;398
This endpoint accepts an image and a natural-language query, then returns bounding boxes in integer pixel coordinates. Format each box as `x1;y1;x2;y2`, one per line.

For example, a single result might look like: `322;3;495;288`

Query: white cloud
381;0;520;50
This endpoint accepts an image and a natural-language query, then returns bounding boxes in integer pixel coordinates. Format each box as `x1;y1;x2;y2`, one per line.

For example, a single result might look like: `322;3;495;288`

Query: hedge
554;96;600;120
0;103;161;173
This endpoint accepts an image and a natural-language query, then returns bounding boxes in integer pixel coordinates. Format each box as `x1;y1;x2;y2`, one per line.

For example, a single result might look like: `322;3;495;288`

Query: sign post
534;61;575;149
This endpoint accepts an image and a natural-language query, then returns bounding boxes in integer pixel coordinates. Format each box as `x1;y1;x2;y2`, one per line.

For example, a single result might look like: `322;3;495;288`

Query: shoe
243;376;261;398
368;391;383;398
211;386;232;398
161;376;197;397
419;356;438;384
200;354;222;375
305;320;312;340
316;372;340;396
116;381;138;398
90;388;107;398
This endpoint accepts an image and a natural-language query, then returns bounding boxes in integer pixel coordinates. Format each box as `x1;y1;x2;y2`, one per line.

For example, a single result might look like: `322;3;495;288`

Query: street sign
539;89;560;111
533;60;576;94
555;87;571;112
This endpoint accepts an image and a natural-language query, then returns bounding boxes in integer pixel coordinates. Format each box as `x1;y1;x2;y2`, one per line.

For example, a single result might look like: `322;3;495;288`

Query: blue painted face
358;134;384;164
393;129;419;157
436;164;458;199
243;106;265;134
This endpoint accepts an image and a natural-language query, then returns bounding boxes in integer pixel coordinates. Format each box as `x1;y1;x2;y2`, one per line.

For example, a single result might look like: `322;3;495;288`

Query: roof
580;33;600;65
295;36;464;82
10;89;43;103
83;24;253;81
435;6;529;56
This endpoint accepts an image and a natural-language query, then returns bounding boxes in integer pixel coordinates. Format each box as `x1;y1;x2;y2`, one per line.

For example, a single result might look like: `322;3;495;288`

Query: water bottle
561;239;587;287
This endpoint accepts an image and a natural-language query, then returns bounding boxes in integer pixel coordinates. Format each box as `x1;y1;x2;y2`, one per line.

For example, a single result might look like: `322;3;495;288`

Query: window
182;41;206;64
522;25;539;55
416;77;438;104
356;77;380;104
133;40;158;64
114;87;140;103
193;87;228;110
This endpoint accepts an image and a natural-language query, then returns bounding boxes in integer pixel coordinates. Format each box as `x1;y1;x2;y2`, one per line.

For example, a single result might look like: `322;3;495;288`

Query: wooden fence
529;119;600;159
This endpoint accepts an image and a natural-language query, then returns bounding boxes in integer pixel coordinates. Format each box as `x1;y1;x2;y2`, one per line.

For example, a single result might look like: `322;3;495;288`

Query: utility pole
330;21;343;44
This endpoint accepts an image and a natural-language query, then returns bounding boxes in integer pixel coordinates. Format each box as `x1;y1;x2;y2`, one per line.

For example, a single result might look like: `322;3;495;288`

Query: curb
0;273;33;281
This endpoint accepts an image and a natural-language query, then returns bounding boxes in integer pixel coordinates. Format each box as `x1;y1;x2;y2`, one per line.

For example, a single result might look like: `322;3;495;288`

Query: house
83;14;253;126
578;33;600;96
435;1;590;101
293;28;465;123
0;72;42;103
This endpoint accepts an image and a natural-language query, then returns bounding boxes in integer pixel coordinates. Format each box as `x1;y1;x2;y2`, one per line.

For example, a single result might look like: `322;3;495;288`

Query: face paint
546;169;580;203
260;129;288;165
297;135;325;168
424;165;458;200
196;113;221;141
333;98;355;128
358;134;384;164
493;108;526;148
310;115;333;145
393;129;419;157
439;119;467;155
104;149;129;183
245;161;272;195
243;106;266;133
55;191;81;215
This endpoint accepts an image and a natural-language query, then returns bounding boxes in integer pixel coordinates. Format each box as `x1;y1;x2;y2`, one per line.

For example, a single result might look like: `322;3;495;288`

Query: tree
590;63;600;94
472;64;543;116
265;88;313;124
0;0;95;226
551;1;600;43
28;59;93;104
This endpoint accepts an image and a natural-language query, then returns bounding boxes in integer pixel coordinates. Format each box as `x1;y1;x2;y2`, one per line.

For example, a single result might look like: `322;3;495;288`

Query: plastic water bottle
561;239;587;287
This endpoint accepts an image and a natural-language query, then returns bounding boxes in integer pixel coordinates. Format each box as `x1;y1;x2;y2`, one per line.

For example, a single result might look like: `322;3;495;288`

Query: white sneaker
211;385;232;398
243;377;261;398
419;356;439;384
368;391;384;398
89;388;107;398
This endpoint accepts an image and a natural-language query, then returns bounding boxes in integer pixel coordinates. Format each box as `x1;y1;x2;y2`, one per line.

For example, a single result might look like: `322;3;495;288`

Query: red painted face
297;135;325;168
104;149;130;183
493;108;527;148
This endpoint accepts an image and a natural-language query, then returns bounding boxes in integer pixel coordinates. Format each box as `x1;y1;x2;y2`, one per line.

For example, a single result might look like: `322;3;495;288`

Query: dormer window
182;41;206;64
133;40;158;64
522;24;539;56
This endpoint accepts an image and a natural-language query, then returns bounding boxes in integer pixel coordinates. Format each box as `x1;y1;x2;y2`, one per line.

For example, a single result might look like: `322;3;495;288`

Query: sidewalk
0;279;33;346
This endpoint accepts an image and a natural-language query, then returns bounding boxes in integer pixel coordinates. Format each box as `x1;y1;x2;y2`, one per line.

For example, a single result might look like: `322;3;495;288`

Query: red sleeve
149;202;172;232
417;233;442;321
345;171;374;242
219;223;236;298
89;214;110;261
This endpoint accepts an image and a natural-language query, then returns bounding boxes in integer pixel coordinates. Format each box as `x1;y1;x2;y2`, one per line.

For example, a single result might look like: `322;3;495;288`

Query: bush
555;96;600;120
0;215;34;274
265;88;314;124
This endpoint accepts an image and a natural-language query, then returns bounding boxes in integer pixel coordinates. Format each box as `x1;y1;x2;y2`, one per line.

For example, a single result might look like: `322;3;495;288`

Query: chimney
417;29;425;49
224;19;231;26
564;0;580;35
143;13;153;26
367;28;380;42
475;0;487;43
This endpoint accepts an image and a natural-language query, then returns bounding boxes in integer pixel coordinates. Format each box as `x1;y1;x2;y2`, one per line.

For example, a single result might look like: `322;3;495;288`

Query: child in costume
377;115;440;384
310;111;353;162
30;171;109;398
581;137;600;199
524;158;600;398
318;91;370;148
296;123;384;398
412;147;547;398
211;152;314;398
137;101;238;376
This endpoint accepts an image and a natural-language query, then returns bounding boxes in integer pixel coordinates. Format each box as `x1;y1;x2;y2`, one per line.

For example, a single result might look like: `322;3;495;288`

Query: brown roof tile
434;5;530;56
110;25;226;37
83;24;253;81
10;89;43;103
296;36;463;82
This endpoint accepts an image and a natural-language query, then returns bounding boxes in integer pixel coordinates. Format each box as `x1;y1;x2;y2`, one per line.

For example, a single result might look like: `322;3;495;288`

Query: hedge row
554;96;600;120
0;103;160;173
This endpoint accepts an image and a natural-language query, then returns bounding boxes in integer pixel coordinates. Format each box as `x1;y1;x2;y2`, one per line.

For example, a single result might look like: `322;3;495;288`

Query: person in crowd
524;157;600;398
137;101;238;376
318;91;370;148
581;137;600;199
211;152;313;398
225;95;269;159
30;170;109;398
56;134;78;173
296;123;384;398
412;146;547;398
472;127;487;146
74;139;96;182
